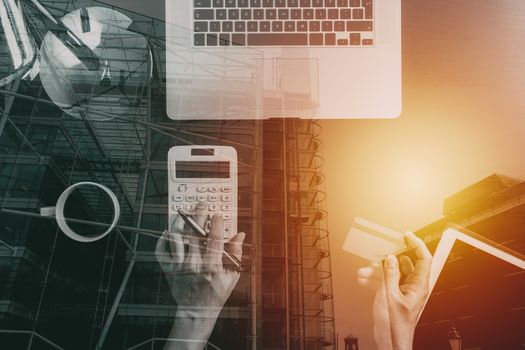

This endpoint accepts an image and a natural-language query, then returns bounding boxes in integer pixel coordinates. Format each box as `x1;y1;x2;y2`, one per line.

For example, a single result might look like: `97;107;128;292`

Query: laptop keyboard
193;0;374;47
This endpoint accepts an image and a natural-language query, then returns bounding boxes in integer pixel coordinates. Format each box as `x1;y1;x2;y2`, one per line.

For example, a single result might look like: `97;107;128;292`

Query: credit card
343;217;407;263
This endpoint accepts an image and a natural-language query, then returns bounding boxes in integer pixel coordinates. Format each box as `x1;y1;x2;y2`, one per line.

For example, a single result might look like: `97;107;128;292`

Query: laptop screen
414;239;525;350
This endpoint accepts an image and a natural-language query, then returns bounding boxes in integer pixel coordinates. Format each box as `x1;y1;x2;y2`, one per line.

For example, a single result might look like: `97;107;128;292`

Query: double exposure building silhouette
0;1;335;349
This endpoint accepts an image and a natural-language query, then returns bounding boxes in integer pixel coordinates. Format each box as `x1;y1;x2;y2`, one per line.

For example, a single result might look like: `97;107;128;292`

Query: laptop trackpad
260;57;319;118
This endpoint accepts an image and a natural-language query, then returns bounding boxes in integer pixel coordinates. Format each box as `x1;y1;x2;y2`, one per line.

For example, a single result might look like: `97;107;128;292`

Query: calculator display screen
176;161;230;178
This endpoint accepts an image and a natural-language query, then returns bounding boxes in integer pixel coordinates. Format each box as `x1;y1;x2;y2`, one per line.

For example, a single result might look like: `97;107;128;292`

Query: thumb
383;255;401;298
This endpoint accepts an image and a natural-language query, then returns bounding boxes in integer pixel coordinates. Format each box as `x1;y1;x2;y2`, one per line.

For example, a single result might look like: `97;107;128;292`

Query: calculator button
172;194;184;202
223;213;232;221
209;204;219;211
209;194;219;202
177;184;188;192
186;194;196;202
221;194;232;202
172;204;183;211
196;186;207;192
185;204;196;211
197;194;208;202
208;186;219;193
221;186;232;193
222;204;232;211
224;223;232;236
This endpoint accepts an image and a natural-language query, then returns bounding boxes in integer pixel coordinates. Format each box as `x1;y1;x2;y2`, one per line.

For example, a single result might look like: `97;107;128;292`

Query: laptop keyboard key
297;21;308;31
247;33;308;45
340;9;351;19
266;9;277;19
194;21;208;32
353;8;363;19
248;21;258;31
328;9;339;19
210;21;221;31
347;20;372;31
213;0;224;6
194;34;205;45
220;33;230;45
232;33;246;45
309;33;323;45
334;21;345;31
315;9;326;19
241;9;251;18
195;9;214;19
254;9;264;18
322;21;332;31
260;21;271;31
363;0;373;19
309;21;320;31
226;0;236;6
291;9;302;19
223;21;234;31
207;33;218;45
229;9;239;19
325;33;335;45
303;9;314;19
216;9;227;19
235;21;246;31
285;21;295;31
272;21;283;31
194;0;212;7
350;32;360;45
279;9;289;19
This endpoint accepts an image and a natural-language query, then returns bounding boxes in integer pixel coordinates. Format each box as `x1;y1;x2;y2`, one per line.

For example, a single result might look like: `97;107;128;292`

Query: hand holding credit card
343;217;407;263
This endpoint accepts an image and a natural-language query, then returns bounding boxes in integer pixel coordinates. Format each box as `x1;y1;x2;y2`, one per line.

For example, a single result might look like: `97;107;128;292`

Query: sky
320;1;525;348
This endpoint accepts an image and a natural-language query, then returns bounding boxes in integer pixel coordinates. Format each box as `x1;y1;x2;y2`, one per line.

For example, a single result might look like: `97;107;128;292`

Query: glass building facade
0;1;335;349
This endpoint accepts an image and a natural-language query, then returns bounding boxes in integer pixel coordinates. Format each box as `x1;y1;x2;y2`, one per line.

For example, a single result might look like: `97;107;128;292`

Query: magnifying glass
40;182;120;243
33;2;153;121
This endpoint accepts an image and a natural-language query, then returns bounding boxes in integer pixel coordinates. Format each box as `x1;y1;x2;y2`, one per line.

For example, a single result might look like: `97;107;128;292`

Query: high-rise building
414;174;525;350
0;1;335;349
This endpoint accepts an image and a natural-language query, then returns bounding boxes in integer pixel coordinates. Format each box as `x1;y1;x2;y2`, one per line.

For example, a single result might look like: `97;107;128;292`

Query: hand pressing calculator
168;145;238;239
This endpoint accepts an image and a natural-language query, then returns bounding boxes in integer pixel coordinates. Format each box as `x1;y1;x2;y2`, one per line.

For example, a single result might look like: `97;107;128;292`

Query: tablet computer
415;225;525;349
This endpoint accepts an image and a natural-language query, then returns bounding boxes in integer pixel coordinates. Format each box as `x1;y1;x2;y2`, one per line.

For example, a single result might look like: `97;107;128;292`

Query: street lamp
448;323;462;350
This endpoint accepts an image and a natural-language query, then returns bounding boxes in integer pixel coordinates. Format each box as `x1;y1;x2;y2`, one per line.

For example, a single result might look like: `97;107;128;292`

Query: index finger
206;214;224;263
404;231;432;283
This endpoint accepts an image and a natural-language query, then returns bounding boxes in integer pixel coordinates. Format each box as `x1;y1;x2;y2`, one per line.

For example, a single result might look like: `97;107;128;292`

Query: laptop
165;0;401;119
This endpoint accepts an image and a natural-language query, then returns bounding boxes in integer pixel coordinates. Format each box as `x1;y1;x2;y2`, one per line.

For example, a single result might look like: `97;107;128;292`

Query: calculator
168;145;238;239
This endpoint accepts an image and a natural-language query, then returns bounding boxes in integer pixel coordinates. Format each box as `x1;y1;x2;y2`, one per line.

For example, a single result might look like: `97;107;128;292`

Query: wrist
164;311;220;350
391;329;414;350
